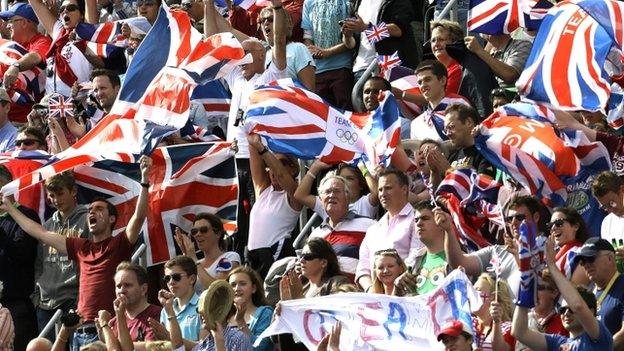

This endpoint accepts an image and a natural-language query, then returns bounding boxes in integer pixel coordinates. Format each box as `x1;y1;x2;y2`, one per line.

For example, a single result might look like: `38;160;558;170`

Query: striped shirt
0;306;14;351
191;325;252;351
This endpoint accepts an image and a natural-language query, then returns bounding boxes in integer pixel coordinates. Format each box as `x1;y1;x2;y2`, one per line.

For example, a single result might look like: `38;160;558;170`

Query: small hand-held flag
365;22;390;44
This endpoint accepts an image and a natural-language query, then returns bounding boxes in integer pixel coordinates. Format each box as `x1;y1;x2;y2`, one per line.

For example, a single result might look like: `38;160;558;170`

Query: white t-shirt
248;185;301;250
353;0;383;72
223;63;288;159
47;21;93;97
194;251;241;293
601;213;624;244
313;195;378;219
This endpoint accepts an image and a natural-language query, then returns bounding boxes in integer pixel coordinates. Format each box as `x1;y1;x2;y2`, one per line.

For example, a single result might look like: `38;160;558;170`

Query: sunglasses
504;214;526;222
557;306;573;315
578;253;610;265
300;252;320;261
190;226;210;236
599;200;618;211
547;219;566;229
15;139;38;147
537;284;553;291
260;17;273;24
164;272;186;283
59;4;79;12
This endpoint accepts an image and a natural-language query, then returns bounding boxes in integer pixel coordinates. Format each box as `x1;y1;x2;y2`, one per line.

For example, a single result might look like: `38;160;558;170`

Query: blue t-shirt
545;320;613;351
300;0;352;74
266;42;315;82
596;273;624;336
565;173;606;237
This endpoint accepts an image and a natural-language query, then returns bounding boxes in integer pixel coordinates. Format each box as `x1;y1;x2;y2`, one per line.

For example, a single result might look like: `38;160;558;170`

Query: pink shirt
355;203;424;282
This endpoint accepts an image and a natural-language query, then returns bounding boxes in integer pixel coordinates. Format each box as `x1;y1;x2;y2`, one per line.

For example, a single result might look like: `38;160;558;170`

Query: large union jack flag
244;79;401;170
575;0;624;49
74;142;238;265
468;0;553;34
516;2;615;112
75;17;151;47
516;220;545;308
1;5;247;197
474;102;612;208
388;65;422;118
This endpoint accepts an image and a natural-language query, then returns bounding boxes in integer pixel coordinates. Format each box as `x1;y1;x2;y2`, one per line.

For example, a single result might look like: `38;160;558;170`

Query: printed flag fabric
474;102;611;208
468;0;553;34
365;22;390;44
421;94;471;141
75;17;152;46
190;79;231;119
74;142;238;265
48;94;74;119
214;0;258;10
435;168;497;252
574;0;624;49
255;269;481;350
388;66;422;118
516;220;545;308
0;39;45;104
244;79;401;170
377;52;402;79
1;5;247;197
516;2;614;112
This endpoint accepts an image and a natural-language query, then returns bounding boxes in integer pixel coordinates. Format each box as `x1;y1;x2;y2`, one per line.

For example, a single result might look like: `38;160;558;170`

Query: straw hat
197;280;235;331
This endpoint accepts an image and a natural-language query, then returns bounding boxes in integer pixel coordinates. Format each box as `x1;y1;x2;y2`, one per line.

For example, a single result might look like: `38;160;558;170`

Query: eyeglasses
320;187;345;196
7;18;25;24
137;0;157;6
547;219;567;229
504;214;526;222
164;272;186;283
260;16;273;24
300;252;320;261
557;306;574;315
599;200;618;211
190;226;210;236
578;253;610;265
15;139;38;147
59;4;79;12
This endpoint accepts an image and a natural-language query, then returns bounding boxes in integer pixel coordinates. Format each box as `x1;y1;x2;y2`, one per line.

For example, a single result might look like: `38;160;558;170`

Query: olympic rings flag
244;79;401;170
255;269;482;350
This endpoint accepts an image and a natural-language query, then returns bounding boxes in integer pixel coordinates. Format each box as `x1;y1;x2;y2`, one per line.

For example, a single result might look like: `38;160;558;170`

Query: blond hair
476;273;513;322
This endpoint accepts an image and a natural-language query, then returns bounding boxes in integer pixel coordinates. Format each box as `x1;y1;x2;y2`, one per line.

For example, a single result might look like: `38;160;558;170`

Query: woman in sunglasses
472;273;516;351
174;213;241;293
370;249;406;295
549;207;590;286
227;266;273;351
155;255;206;347
29;0;104;97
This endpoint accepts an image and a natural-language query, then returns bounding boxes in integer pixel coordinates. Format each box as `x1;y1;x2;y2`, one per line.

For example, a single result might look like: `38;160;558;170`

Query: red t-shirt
445;60;461;95
66;234;133;321
543;312;569;337
109;304;162;342
8;33;52;123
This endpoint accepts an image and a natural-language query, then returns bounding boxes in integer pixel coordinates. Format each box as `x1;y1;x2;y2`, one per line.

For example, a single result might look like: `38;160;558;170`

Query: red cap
436;320;472;341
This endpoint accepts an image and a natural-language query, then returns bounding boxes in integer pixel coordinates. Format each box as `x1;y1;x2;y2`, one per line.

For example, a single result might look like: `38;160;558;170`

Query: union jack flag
418;94;471;141
468;0;553;34
474;103;612;208
377;52;401;79
365;22;390;45
48;94;75;119
516;2;613;112
0;39;45;105
190;79;231;119
0;5;247;197
86;42;121;59
388;65;422;118
516;220;545;308
244;79;401;171
575;0;624;49
74;142;238;265
75;17;151;47
436;168;497;252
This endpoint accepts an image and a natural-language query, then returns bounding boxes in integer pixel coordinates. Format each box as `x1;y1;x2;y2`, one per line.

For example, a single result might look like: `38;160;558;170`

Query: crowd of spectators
0;0;622;349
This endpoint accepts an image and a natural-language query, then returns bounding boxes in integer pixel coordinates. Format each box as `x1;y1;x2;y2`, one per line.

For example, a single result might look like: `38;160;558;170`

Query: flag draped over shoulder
0;39;45;104
474;103;611;208
516;220;545;308
1;5;247;196
75;142;238;265
467;0;552;34
516;1;617;112
244;79;401;170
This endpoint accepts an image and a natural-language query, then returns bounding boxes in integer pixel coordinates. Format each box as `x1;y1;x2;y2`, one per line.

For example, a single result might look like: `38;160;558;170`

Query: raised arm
294;159;330;210
1;196;67;254
270;0;286;70
511;306;548;351
28;0;57;34
247;134;271;197
436;207;482;275
85;0;99;24
125;156;151;245
203;0;249;42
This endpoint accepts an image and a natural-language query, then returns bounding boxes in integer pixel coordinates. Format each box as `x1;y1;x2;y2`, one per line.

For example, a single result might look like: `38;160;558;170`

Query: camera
34;106;48;117
60;310;81;327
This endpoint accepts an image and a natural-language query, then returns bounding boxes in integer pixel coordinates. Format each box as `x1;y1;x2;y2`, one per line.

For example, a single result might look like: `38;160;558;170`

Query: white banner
256;269;482;350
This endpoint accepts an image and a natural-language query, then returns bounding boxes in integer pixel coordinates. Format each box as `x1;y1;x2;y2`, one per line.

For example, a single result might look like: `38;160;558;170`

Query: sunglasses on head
504;214;526;222
300;252;320;261
190;226;210;236
547;219;566;229
60;4;79;12
15;139;37;147
164;272;186;283
374;248;398;256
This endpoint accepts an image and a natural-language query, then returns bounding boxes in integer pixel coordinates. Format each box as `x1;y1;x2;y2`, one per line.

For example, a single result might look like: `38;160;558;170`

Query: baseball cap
0;88;10;103
573;237;615;266
0;3;39;24
436;320;473;341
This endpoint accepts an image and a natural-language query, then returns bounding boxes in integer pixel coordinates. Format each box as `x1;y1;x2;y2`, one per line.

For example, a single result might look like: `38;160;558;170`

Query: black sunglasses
190;226;210;236
547;219;566;229
60;4;79;12
260;16;274;24
15;139;37;147
164;272;186;283
557;306;573;315
504;214;526;222
300;252;320;261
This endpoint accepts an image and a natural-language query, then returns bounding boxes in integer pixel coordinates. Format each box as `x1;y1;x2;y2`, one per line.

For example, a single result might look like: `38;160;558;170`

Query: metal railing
132;243;146;263
293;212;320;249
38;309;62;338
